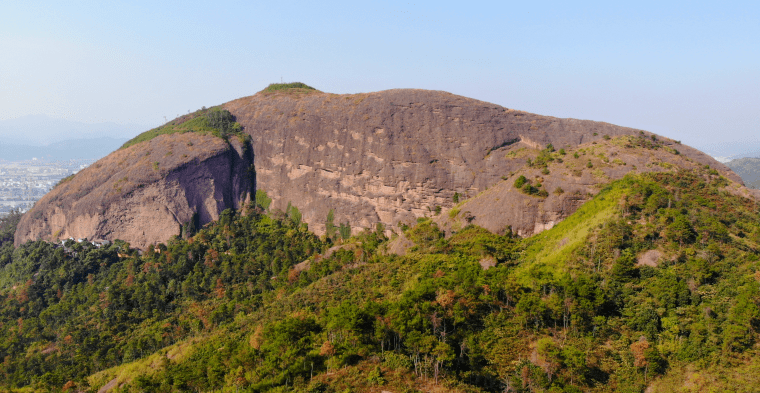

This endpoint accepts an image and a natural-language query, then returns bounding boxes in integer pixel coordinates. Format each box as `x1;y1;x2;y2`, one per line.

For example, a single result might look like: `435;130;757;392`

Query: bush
523;183;538;195
384;352;413;370
514;175;528;189
256;190;272;210
262;82;317;93
121;107;244;149
367;366;385;385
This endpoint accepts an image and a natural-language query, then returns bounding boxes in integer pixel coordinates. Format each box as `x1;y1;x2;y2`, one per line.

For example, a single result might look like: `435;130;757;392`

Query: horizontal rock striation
225;88;740;236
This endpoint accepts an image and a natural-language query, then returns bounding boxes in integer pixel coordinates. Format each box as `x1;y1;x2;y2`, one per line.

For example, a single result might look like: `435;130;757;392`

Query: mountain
1;84;760;392
0;137;128;161
1;167;759;392
14;132;253;249
14;86;743;249
725;157;760;189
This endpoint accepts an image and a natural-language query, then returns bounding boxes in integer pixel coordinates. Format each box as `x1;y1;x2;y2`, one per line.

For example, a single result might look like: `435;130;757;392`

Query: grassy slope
517;180;625;284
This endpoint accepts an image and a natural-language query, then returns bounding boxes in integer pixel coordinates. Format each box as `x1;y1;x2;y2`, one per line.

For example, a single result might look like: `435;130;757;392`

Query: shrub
121;107;244;149
384;352;413;370
522;183;537;195
255;190;272;210
367;366;385;385
261;82;317;93
514;175;528;189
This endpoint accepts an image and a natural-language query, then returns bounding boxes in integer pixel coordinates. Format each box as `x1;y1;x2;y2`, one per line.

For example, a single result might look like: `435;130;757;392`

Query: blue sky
1;1;758;155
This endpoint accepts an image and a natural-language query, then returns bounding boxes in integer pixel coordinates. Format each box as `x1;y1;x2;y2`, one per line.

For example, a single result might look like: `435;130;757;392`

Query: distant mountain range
0;115;147;161
0;114;145;144
699;139;760;163
726;157;760;189
0;137;129;161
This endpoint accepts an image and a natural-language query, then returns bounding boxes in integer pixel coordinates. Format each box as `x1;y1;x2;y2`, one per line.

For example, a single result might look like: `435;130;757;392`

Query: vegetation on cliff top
260;82;317;94
121;107;245;150
0;168;759;392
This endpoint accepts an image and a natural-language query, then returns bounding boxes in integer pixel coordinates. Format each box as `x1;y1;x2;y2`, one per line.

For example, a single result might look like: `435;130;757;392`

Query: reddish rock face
225;88;740;237
14;133;254;249
15;88;743;248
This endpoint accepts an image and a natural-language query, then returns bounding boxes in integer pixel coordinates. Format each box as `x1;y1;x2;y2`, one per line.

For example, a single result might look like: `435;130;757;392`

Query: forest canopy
0;169;758;392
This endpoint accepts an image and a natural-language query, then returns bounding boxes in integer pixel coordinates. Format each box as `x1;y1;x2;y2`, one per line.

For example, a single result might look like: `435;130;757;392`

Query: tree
286;202;302;227
325;209;336;240
666;215;695;247
256;190;272;210
537;338;561;382
561;345;586;385
339;222;351;240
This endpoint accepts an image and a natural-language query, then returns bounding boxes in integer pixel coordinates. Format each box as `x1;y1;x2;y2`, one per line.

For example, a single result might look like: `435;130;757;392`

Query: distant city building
0;159;94;216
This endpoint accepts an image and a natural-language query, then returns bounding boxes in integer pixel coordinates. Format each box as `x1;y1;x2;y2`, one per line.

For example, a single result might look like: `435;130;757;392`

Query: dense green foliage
0;208;324;391
0;169;759;392
0;211;21;267
121;107;245;149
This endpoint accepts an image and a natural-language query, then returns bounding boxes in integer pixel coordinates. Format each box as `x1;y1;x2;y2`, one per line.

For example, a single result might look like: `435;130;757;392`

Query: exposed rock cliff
15;87;743;248
14;133;253;249
225;88;740;237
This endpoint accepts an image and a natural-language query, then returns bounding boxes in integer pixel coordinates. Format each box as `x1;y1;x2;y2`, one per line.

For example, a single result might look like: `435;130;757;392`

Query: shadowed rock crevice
15;133;254;249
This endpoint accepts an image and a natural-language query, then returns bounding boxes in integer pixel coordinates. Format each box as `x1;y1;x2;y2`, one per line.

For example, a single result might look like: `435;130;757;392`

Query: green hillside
0;168;759;392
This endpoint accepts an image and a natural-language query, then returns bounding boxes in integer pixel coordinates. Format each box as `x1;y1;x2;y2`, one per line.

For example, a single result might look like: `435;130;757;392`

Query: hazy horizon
1;1;758;157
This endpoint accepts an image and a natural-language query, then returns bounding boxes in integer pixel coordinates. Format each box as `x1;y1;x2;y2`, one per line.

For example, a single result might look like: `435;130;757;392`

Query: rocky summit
15;86;743;248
